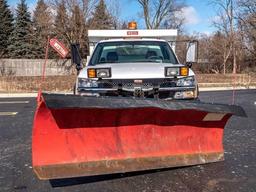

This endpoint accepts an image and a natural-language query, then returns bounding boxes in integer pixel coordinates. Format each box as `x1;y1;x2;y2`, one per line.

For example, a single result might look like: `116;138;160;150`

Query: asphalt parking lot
0;90;255;192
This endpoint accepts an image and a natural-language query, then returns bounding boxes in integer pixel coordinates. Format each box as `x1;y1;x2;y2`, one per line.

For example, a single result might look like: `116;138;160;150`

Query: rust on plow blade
32;93;246;180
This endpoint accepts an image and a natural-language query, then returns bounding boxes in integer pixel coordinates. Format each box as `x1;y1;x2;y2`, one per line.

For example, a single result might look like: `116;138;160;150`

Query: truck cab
75;24;198;100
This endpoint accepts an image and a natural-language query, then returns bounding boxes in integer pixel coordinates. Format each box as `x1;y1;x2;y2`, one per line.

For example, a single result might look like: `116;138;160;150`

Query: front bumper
77;79;198;99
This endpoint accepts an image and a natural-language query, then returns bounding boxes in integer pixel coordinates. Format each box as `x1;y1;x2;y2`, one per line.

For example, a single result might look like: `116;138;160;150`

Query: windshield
89;41;178;65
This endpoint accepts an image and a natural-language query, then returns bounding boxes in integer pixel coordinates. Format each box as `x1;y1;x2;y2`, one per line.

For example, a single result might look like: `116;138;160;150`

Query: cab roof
98;38;168;43
88;29;177;43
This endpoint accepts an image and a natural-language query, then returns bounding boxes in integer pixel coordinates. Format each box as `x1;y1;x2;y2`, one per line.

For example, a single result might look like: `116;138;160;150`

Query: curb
0;93;38;98
199;86;256;91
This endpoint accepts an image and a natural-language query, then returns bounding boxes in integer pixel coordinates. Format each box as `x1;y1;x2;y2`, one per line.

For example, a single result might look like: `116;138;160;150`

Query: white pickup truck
75;25;198;100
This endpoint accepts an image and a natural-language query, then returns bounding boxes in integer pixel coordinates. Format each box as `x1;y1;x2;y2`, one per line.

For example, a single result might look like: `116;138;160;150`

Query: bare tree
210;31;233;74
196;33;214;73
162;11;185;32
237;0;256;69
210;0;238;74
137;0;184;29
108;0;121;29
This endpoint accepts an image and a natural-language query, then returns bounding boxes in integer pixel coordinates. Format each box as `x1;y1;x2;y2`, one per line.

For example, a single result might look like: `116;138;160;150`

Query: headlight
78;78;98;88
97;68;111;78
165;67;179;76
87;68;111;78
176;77;195;87
165;67;189;77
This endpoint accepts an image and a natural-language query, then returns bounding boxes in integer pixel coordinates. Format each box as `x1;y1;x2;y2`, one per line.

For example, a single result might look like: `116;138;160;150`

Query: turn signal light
88;68;111;78
88;69;96;78
180;67;189;76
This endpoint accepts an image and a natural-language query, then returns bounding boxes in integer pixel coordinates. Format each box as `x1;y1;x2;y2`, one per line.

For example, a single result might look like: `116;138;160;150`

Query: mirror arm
186;62;193;68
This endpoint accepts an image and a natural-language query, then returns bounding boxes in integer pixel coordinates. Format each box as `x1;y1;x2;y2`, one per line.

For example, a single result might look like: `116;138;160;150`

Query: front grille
123;82;154;90
98;82;112;88
160;81;176;88
98;79;177;89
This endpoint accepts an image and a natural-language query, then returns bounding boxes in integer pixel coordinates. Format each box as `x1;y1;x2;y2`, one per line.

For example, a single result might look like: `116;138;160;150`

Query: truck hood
78;63;195;79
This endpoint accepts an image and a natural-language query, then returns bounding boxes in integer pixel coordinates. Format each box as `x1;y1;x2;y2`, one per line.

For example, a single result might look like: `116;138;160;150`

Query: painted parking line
0;112;18;116
0;101;29;104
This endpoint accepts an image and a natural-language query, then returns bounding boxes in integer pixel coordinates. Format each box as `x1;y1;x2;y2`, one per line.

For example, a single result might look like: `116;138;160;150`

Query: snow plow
32;23;246;179
33;93;245;179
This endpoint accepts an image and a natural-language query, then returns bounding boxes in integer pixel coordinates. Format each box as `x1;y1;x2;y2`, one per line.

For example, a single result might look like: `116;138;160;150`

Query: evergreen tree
0;0;13;57
54;1;69;43
52;1;70;58
89;0;114;29
70;5;88;58
54;1;89;58
8;0;36;58
33;0;53;58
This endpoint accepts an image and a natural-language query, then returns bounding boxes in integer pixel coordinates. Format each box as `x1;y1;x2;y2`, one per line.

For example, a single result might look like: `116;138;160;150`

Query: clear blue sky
7;0;217;35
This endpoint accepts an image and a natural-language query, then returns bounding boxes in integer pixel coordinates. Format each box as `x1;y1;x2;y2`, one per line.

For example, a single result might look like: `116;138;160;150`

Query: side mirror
71;43;82;73
186;40;198;65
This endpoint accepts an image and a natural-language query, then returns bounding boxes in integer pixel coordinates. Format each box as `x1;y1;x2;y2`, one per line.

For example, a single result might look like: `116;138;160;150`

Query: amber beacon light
128;21;137;30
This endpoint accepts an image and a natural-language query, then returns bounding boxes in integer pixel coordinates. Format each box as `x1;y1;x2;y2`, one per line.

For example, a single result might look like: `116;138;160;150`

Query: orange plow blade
32;93;246;179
